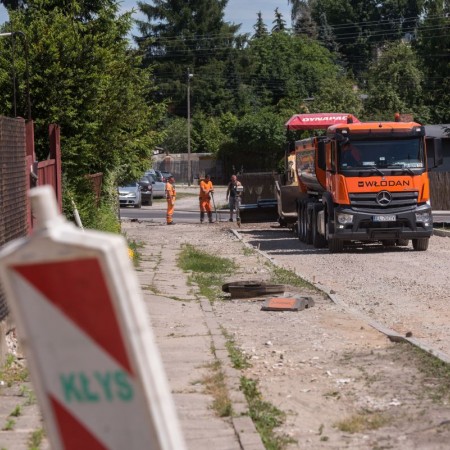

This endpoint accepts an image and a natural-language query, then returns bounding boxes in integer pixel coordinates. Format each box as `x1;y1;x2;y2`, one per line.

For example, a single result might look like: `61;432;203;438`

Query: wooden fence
430;172;450;210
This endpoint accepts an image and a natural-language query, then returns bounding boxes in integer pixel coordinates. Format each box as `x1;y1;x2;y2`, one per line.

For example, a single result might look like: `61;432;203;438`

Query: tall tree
136;0;241;117
415;0;450;123
364;41;428;122
253;11;268;38
310;0;425;78
272;7;288;33
246;32;340;108
292;0;318;39
0;0;164;186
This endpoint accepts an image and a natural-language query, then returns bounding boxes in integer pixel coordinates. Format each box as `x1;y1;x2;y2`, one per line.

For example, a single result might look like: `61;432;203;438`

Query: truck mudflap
329;205;433;241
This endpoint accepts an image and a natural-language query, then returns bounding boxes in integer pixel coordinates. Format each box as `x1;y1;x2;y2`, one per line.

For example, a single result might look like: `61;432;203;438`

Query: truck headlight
415;212;431;223
337;213;353;224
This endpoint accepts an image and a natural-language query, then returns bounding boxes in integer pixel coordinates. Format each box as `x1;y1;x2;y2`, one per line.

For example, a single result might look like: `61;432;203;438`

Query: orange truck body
276;113;439;252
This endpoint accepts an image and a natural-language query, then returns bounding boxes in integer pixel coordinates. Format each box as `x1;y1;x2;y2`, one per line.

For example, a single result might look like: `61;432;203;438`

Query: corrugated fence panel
0;117;28;321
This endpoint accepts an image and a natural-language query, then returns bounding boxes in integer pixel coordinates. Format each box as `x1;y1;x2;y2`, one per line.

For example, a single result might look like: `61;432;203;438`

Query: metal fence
0;117;28;321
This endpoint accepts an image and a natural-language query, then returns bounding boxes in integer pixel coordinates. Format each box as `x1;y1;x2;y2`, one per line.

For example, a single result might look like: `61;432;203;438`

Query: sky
0;1;292;37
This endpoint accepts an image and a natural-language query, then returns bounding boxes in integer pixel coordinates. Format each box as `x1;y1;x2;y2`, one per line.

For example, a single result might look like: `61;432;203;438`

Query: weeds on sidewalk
28;427;45;450
241;377;295;450
178;244;236;303
202;360;232;417
0;354;28;388
222;329;251;370
125;237;144;267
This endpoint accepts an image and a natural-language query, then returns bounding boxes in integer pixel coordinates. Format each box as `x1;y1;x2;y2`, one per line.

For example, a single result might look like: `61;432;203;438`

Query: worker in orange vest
199;174;214;223
165;176;176;225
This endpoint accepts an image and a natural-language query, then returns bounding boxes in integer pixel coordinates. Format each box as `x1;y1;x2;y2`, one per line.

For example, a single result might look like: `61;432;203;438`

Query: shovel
211;191;219;223
236;196;241;227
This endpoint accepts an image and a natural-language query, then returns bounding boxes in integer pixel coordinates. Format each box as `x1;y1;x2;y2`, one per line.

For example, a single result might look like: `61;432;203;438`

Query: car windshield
339;137;425;170
122;182;137;187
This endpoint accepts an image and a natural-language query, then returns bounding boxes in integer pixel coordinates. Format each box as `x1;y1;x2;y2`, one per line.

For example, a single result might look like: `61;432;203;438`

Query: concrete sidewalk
129;220;265;450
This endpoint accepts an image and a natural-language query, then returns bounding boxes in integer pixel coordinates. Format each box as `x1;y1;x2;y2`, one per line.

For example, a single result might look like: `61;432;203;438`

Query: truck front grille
349;191;418;212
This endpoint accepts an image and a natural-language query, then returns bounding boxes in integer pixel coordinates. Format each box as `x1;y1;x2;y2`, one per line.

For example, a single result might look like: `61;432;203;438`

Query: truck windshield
339;138;424;170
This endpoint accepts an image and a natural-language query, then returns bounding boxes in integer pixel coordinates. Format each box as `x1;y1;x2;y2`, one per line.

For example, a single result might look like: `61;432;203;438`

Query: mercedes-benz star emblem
376;190;392;206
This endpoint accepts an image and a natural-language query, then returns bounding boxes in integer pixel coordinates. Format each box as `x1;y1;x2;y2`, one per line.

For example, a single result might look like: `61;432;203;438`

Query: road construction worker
226;174;243;222
165;176;176;225
199;174;214;223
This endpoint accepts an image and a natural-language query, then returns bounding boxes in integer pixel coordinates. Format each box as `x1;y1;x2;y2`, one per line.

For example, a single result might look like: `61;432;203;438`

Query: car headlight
415;212;431;223
337;213;353;224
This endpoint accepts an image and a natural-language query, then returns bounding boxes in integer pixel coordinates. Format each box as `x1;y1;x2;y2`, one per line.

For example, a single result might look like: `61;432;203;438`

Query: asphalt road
121;202;450;225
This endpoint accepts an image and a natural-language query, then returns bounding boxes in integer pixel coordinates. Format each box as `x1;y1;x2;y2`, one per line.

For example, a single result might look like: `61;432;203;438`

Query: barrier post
0;185;186;450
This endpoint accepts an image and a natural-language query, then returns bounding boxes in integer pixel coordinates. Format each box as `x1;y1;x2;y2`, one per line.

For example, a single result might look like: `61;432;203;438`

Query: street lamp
0;31;31;120
187;68;193;186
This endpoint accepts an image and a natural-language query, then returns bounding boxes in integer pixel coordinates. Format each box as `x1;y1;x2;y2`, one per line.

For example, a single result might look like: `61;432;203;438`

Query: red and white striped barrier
0;186;186;450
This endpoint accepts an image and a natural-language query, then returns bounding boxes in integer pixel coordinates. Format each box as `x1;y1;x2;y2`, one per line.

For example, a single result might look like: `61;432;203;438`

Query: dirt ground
145;188;450;449
188;222;450;450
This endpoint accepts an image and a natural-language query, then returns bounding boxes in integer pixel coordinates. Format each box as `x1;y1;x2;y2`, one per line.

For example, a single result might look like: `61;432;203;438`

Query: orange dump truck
275;113;442;252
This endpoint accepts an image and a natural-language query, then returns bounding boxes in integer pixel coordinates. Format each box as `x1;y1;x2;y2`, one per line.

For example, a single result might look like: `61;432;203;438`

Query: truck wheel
412;238;429;251
312;209;327;248
325;210;343;253
328;238;344;253
305;206;313;245
396;239;409;246
297;203;304;241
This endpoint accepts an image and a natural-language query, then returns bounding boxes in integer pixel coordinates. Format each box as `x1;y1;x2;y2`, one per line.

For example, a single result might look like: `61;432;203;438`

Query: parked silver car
145;172;166;198
119;182;142;208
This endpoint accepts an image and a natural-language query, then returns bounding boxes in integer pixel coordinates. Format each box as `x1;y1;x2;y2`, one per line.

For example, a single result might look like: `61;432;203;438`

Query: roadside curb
433;228;450;238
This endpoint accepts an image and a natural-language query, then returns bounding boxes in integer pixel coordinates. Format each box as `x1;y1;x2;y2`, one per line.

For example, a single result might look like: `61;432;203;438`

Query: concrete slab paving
0;218;264;450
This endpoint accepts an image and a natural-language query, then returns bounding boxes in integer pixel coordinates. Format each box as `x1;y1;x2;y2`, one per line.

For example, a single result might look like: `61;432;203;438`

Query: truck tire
305;205;313;245
312;208;327;248
328;238;344;253
396;239;409;246
297;202;304;242
325;208;343;253
412;238;429;251
381;240;396;247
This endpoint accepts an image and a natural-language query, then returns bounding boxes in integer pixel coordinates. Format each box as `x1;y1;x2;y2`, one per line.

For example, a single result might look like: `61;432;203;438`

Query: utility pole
187;69;193;186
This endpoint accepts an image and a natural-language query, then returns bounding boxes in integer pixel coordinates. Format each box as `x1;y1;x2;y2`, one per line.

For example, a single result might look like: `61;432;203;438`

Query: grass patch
178;244;236;302
240;377;294;449
178;244;235;273
2;418;15;431
0;354;28;387
242;246;255;256
19;385;36;406
9;405;22;417
334;410;390;433
411;345;450;402
270;265;318;292
28;427;45;450
126;237;144;267
223;329;251;370
202;360;232;417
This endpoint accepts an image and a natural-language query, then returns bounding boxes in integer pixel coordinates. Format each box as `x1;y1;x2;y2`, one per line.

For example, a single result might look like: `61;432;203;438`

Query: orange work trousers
166;200;175;224
199;198;212;213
